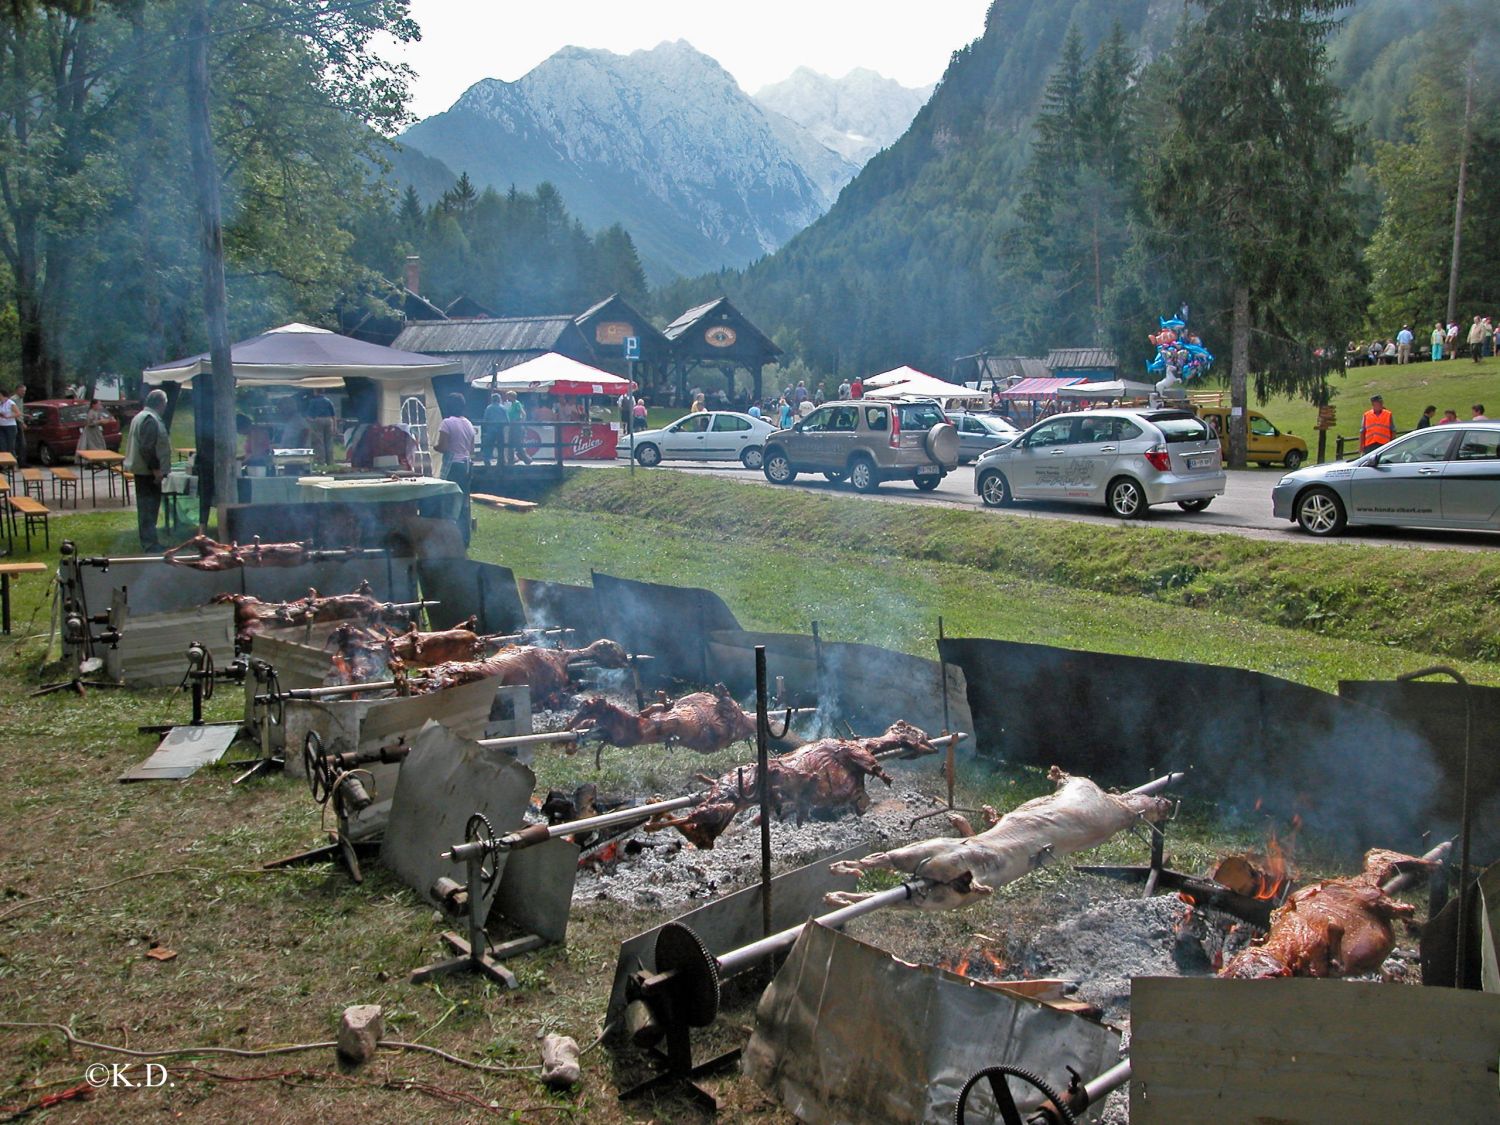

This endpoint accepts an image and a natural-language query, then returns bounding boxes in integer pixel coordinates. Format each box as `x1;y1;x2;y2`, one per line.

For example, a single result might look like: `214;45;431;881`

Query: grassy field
0;470;1492;1122
1213;355;1500;446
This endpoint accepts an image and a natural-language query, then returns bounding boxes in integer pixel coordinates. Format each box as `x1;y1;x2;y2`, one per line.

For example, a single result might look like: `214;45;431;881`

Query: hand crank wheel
955;1064;1077;1125
303;730;333;805
465;812;501;895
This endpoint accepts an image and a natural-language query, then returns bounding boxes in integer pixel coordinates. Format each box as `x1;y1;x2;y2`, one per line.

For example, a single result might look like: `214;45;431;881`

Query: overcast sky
390;1;993;120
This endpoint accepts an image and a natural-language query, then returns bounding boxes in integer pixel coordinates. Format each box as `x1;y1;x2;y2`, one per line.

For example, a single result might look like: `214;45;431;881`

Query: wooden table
0;561;48;633
0;451;15;487
75;449;126;505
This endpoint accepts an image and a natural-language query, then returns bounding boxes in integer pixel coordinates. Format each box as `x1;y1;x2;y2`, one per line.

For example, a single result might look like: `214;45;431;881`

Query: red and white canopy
466;352;634;396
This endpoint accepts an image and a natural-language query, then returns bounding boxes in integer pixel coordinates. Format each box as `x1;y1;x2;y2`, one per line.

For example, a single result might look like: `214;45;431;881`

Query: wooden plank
1131;977;1500;1124
471;493;537;512
0;562;49;576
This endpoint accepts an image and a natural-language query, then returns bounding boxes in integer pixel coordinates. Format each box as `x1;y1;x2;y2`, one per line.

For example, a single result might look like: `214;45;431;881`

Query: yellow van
1197;407;1308;469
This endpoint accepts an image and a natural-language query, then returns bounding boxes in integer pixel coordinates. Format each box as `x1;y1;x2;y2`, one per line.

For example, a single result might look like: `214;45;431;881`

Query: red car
22;399;122;465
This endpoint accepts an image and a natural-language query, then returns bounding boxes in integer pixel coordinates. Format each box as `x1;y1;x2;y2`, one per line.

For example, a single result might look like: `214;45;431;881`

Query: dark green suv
761;399;960;492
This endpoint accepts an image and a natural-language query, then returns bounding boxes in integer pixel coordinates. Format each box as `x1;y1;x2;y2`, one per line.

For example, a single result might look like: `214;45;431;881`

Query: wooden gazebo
575;294;670;388
662;297;782;406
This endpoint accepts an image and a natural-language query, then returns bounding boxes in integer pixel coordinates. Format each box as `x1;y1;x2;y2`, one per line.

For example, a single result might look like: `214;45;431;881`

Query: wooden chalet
951;353;1051;389
662;297;782;406
575;294;670;387
1044;347;1119;381
340;285;448;348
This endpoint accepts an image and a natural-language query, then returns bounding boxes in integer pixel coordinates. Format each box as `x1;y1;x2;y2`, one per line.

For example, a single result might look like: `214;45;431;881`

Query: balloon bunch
1147;315;1214;395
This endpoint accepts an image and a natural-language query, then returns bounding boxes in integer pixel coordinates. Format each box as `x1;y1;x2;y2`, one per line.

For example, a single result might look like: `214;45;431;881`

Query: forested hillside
657;0;1499;390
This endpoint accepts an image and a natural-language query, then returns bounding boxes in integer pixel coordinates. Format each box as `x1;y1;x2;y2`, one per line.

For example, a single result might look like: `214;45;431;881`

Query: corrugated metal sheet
980;356;1050;383
1044;348;1119;371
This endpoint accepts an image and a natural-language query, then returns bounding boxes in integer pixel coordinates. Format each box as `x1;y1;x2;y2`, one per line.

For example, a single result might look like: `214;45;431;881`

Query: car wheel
635;443;661;467
763;449;796;484
913;473;941;491
822;470;846;483
978;470;1012;507
1106;476;1148;519
1177;498;1212;512
740;446;763;470
1283;450;1305;471
1295;487;1346;537
37;443;55;467
848;455;879;493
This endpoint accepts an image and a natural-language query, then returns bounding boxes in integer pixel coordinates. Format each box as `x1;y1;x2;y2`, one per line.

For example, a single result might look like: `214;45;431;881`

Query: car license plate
918;464;938;474
1187;455;1213;470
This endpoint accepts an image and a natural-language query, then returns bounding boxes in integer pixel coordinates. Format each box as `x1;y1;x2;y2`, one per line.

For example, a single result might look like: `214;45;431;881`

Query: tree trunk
1228;282;1250;470
185;0;237;534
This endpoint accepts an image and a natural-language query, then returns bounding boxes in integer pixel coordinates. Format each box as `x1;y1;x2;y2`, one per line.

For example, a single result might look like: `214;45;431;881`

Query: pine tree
1144;0;1364;468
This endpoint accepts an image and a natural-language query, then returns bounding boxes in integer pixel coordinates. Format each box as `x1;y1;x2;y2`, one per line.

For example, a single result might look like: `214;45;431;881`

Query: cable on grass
0;1022;542;1074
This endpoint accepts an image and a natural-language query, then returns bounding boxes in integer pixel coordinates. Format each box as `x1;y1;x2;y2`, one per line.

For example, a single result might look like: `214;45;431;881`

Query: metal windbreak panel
592;572;741;687
516;578;602;639
605;843;870;1032
1130;977;1500;1123
941;638;1443;857
380;720;536;924
745;922;1119;1125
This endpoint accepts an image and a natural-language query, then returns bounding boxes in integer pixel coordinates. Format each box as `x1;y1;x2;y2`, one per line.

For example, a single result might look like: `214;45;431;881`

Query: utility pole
1446;55;1475;326
185;0;237;533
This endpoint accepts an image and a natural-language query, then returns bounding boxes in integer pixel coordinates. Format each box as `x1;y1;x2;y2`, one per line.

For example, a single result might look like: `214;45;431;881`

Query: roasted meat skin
569;684;797;755
826;766;1172;911
165;534;307;571
646;721;937;848
386;617;482;665
413;638;628;704
1219;848;1430;980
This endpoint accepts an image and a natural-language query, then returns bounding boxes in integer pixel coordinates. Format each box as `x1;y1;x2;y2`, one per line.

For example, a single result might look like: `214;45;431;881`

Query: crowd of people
1358;394;1490;454
1348;315;1496;366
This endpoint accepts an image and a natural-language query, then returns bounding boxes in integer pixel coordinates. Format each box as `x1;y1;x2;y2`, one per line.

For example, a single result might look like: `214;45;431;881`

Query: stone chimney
404;255;421;296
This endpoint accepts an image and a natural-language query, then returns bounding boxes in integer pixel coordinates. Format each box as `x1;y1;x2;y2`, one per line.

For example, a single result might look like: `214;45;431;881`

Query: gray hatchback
974;408;1225;518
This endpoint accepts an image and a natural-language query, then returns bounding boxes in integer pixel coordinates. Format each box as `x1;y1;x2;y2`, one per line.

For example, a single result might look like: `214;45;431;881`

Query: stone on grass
540;1033;581;1088
338;1004;385;1065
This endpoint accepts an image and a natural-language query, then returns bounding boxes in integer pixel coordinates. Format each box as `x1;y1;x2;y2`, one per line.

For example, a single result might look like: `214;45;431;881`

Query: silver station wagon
974;408;1225;518
1271;421;1500;536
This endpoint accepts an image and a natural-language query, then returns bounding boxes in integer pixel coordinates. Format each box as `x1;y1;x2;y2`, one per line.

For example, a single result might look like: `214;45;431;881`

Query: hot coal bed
64;541;1500;1124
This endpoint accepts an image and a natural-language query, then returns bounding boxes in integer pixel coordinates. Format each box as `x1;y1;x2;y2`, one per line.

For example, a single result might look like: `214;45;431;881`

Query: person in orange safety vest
1360;394;1395;453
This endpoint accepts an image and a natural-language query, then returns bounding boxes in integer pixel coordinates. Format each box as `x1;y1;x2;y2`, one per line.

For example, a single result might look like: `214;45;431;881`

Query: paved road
614;456;1499;552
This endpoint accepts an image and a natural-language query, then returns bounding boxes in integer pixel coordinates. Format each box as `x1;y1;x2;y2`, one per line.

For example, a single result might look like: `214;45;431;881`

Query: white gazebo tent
862;366;990;411
464;351;634;396
1054;379;1159;402
143;322;463;430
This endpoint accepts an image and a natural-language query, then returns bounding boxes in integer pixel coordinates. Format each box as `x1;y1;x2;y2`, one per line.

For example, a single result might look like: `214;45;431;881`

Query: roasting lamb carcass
1219;848;1434;980
569;684;802;755
385;617;483;665
645;721;937;848
210;580;409;646
413;638;628;705
165;534;307;571
826;766;1173;911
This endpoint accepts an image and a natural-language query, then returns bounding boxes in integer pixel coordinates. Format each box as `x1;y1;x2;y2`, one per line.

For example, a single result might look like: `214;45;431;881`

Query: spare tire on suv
925;422;959;466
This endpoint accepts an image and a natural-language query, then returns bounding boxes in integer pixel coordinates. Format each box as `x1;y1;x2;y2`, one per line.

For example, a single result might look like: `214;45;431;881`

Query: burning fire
938;947;1007;980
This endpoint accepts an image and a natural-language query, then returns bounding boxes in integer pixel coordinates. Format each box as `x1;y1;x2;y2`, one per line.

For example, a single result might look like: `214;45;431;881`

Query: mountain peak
755;67;932;165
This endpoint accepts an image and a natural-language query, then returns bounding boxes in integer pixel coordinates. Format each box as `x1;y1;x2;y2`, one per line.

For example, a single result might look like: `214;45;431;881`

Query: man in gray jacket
124;389;172;551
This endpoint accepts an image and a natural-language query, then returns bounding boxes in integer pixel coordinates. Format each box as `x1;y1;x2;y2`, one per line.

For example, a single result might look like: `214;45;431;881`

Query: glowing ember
938;947;1008;980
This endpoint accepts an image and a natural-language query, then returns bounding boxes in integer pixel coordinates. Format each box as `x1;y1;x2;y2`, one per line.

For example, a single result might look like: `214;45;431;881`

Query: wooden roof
392;316;596;381
576;293;669;360
663;297;782;363
1044;348;1118;372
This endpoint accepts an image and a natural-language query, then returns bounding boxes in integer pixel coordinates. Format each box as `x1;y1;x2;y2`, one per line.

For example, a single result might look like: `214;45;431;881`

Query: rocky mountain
398;40;862;280
755;67;934;166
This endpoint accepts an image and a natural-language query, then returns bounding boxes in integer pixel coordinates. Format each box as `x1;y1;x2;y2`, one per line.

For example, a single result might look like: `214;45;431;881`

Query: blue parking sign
623;336;640;360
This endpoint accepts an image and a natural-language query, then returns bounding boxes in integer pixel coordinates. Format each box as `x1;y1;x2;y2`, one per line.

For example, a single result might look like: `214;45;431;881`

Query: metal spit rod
1080;1059;1132;1107
445;732;973;856
716;769;1181;981
1380;838;1453;894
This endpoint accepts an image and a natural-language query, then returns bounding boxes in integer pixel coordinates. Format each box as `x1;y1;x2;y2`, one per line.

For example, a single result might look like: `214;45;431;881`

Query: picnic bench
20;467;44;501
50;466;79;509
471;493;537;512
7;495;49;551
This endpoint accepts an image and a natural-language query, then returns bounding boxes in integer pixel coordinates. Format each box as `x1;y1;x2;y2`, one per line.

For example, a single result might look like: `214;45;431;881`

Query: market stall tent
1055;378;1159;401
464;351;636;396
862;368;990;411
142;322;462;428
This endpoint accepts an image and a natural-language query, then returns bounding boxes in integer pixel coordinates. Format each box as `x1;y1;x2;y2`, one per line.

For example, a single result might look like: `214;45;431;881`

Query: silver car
974;408;1225;518
1271;421;1500;536
949;411;1021;463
